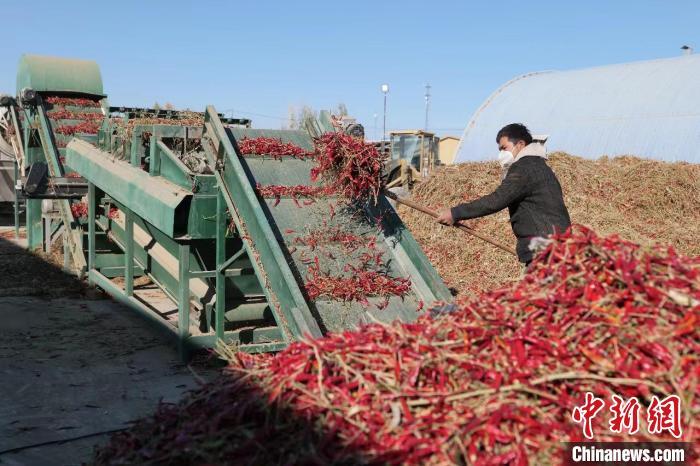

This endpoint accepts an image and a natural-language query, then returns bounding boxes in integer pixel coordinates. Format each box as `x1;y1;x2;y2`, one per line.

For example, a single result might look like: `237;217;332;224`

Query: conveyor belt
203;108;450;337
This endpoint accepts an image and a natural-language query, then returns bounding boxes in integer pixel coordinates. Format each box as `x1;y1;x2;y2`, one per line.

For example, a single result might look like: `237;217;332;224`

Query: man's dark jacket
450;156;571;263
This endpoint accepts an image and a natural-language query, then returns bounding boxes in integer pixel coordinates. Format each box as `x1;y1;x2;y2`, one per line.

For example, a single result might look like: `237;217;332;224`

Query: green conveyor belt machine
4;54;451;356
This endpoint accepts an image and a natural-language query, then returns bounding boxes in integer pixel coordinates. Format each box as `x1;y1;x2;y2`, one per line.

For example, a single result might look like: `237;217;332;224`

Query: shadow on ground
92;371;378;465
0;236;379;466
0;236;218;466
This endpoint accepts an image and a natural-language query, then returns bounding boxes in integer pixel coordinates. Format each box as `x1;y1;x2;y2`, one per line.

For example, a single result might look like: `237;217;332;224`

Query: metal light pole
381;84;389;155
424;83;431;131
373;113;378;141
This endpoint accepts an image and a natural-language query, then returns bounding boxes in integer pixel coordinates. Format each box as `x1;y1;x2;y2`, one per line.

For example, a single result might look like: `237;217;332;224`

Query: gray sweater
451;156;571;263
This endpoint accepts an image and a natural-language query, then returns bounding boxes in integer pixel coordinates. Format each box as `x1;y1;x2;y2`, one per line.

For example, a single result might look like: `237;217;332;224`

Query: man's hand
436;209;455;225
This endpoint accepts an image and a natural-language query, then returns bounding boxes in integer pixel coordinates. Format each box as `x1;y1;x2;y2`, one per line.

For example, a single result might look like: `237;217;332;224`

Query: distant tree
299;105;317;130
336;103;348;116
288;105;299;130
164;102;174;110
287;105;321;130
153;102;161;111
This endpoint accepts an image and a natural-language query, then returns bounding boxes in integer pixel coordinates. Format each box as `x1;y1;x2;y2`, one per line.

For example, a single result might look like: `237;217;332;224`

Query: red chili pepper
45;96;101;107
255;183;335;207
312;132;385;203
70;201;88;218
92;222;700;464
47;109;104;121
54;121;101;135
238;136;315;159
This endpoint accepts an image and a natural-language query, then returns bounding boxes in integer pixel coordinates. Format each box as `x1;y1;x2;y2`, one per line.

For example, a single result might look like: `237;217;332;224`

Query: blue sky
1;1;697;138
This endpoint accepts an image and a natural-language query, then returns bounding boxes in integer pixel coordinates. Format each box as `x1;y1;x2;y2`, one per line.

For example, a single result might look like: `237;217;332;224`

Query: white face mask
497;150;514;168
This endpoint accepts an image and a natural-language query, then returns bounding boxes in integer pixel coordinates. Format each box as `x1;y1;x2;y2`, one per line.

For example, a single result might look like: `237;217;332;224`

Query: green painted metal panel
99;266;145;279
186;195;217;239
95;217;148;277
98;203;264;307
155;141;192;188
204;107;322;340
94;253;132;268
223;121;450;330
23;109;43;249
148;141;219;239
239;156;316;185
66;139;189;237
17;54;104;96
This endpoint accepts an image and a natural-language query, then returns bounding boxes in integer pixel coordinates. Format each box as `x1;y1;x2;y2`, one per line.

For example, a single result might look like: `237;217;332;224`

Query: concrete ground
0;232;217;466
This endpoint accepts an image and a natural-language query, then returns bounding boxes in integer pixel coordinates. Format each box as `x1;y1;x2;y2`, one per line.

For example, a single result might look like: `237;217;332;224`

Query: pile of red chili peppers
242;134;384;205
46;95;104;138
312;132;384;203
93;226;699;465
53;121;101;135
47;109;104;121
238;136;314;159
70;202;118;219
70;202;88;219
45;96;101;108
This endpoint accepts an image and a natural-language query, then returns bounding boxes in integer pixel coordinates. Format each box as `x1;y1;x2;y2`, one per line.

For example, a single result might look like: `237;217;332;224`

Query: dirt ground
0;231;218;466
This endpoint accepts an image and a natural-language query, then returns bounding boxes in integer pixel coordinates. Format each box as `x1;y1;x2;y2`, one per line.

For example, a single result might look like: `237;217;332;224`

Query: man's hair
496;123;533;145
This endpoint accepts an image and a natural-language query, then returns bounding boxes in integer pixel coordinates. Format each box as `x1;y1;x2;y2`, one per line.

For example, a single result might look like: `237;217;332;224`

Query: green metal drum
17;54;104;96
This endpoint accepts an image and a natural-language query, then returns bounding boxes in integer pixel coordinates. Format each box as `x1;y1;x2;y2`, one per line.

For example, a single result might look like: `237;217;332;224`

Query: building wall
438;137;460;165
455;54;700;163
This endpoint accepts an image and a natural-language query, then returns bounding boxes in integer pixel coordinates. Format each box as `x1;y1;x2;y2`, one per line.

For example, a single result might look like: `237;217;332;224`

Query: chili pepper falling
312;132;385;203
242;134;386;203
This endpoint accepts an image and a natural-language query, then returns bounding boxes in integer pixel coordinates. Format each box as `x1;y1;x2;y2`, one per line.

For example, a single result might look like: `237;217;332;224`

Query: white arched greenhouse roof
455;54;700;163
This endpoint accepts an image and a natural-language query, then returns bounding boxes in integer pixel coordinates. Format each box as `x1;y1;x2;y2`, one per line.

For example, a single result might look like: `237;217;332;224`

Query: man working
437;123;571;266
